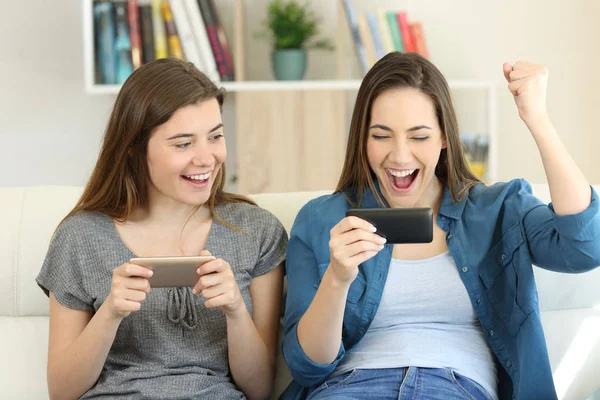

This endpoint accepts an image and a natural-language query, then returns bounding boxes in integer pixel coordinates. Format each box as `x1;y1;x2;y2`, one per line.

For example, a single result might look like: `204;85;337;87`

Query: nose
191;143;214;167
389;137;414;164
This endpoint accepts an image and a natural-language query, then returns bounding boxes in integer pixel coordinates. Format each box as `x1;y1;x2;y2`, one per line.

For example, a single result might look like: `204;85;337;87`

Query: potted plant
256;0;334;80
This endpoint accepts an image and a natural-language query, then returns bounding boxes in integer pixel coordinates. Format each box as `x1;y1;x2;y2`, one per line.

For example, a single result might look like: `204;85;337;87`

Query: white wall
0;0;598;188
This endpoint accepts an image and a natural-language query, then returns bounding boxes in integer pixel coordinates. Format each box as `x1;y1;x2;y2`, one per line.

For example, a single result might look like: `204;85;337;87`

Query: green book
386;12;404;52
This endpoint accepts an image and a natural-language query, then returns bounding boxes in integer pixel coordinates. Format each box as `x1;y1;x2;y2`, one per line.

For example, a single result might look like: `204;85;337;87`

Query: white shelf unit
82;0;497;185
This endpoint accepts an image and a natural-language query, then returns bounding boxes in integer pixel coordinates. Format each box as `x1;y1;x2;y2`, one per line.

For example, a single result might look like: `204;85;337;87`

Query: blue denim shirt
280;179;600;400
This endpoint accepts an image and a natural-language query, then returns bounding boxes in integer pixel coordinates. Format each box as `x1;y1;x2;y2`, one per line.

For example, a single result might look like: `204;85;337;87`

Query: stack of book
93;0;233;85
341;0;429;76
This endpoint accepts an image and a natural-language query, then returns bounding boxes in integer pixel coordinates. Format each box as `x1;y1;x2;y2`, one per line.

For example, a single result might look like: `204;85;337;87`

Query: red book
396;11;415;53
127;0;143;69
206;0;234;80
409;22;429;59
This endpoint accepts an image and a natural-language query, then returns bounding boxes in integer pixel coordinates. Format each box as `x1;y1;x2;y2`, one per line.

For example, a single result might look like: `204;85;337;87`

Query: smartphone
345;208;433;244
129;256;216;288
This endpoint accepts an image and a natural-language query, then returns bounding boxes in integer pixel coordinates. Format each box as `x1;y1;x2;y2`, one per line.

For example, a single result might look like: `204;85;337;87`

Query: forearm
48;304;121;400
297;267;350;364
227;305;275;400
528;116;592;215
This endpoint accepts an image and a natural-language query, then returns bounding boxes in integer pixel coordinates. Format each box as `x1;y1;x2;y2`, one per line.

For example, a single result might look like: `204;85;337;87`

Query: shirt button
447;234;453;240
489;330;495;337
507;360;513;368
476;298;481;304
461;266;468;273
501;253;507;260
441;216;446;220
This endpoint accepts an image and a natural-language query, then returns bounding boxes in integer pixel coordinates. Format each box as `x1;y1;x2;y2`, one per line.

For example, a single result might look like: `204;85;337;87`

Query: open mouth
385;168;419;192
181;172;211;187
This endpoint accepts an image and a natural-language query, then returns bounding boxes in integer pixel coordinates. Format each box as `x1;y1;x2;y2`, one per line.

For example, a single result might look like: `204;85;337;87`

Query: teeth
185;172;211;181
387;169;416;178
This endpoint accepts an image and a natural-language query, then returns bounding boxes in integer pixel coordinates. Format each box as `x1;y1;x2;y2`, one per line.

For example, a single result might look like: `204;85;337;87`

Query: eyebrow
167;123;224;140
369;124;432;133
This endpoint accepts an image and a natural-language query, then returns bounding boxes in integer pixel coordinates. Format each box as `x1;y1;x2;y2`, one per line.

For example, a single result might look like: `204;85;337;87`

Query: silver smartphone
129;256;216;288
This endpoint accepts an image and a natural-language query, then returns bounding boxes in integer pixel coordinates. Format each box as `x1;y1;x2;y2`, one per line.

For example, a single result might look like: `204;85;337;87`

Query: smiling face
145;99;226;207
367;87;446;208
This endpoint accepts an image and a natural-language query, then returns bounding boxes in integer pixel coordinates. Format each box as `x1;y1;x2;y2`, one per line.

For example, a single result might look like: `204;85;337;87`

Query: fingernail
378;237;387;244
192;288;197;295
370;225;377;232
379;244;385;250
147;270;153;277
197;268;201;274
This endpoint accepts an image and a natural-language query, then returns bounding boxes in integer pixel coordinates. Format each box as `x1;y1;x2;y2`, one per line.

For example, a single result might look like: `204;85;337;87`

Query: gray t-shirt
36;202;288;400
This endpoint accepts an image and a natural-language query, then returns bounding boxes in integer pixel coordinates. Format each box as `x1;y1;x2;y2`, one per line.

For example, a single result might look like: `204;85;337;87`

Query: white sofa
1;185;599;400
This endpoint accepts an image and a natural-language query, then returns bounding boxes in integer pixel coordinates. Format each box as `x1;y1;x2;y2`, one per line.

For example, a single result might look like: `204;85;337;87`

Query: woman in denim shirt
281;52;600;400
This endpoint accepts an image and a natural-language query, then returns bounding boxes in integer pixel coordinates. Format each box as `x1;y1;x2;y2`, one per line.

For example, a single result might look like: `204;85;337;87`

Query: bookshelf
82;0;498;192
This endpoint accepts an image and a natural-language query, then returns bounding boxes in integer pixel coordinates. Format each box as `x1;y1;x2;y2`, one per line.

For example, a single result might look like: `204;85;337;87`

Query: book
169;0;204;68
183;0;220;82
396;11;415;53
113;1;133;83
409;22;429;59
127;0;143;69
198;0;229;80
366;12;385;60
386;11;404;52
151;0;168;59
205;0;234;80
341;0;369;76
93;1;117;84
161;1;184;59
356;13;376;68
139;4;156;64
377;9;394;54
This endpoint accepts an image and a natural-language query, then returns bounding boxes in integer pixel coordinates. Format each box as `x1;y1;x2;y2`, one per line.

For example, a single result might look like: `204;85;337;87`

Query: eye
175;142;192;149
411;136;430;142
371;134;390;140
210;133;224;141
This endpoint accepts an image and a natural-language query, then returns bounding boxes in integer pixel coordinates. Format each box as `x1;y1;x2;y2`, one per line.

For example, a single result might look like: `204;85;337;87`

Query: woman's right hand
104;263;153;319
328;216;386;284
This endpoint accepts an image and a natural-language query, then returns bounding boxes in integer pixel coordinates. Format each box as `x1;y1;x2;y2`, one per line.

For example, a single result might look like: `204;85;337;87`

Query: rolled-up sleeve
521;181;600;272
281;201;346;387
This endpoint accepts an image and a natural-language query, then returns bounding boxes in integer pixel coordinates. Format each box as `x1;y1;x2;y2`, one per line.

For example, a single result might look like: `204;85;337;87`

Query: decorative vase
271;49;307;81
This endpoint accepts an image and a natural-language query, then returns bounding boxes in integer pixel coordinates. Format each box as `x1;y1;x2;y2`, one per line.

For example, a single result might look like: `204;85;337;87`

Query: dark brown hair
336;52;480;206
63;58;254;226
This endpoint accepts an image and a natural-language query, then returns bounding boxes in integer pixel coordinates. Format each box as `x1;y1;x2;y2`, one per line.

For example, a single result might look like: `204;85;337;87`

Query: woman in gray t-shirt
36;59;287;400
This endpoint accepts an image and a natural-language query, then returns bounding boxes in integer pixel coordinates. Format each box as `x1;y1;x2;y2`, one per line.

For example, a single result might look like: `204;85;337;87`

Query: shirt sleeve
250;208;288;278
35;216;95;311
517;179;600;272
281;201;346;388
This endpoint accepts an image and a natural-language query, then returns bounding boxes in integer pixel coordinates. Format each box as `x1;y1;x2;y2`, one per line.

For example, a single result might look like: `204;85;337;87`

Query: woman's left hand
193;250;244;317
503;61;549;125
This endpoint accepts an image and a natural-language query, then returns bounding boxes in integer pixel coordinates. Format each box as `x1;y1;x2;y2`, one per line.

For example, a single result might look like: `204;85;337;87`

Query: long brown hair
63;58;254;226
336;52;481;206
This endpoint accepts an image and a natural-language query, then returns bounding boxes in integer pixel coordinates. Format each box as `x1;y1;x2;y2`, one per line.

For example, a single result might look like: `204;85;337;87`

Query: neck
130;190;212;229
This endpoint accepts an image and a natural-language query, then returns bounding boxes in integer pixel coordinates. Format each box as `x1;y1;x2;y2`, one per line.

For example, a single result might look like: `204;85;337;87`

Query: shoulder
293;192;349;234
54;211;113;243
468;178;533;205
217;202;284;233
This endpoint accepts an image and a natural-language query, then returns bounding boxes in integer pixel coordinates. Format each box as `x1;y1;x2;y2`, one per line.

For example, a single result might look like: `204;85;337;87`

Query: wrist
98;302;125;326
323;267;353;292
224;301;248;322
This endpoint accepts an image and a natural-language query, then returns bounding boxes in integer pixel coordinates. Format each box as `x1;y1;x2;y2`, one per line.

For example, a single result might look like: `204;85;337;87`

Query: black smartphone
345;208;433;244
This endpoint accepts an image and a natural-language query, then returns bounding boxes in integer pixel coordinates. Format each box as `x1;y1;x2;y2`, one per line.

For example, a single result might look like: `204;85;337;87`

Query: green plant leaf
255;0;333;51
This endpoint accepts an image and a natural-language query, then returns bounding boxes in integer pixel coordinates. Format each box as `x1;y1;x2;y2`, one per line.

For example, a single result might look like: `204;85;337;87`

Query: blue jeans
306;367;493;400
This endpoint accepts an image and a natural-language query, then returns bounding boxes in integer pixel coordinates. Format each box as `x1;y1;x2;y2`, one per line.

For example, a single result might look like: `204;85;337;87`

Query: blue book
113;1;133;84
342;0;369;75
93;2;117;84
366;11;385;60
